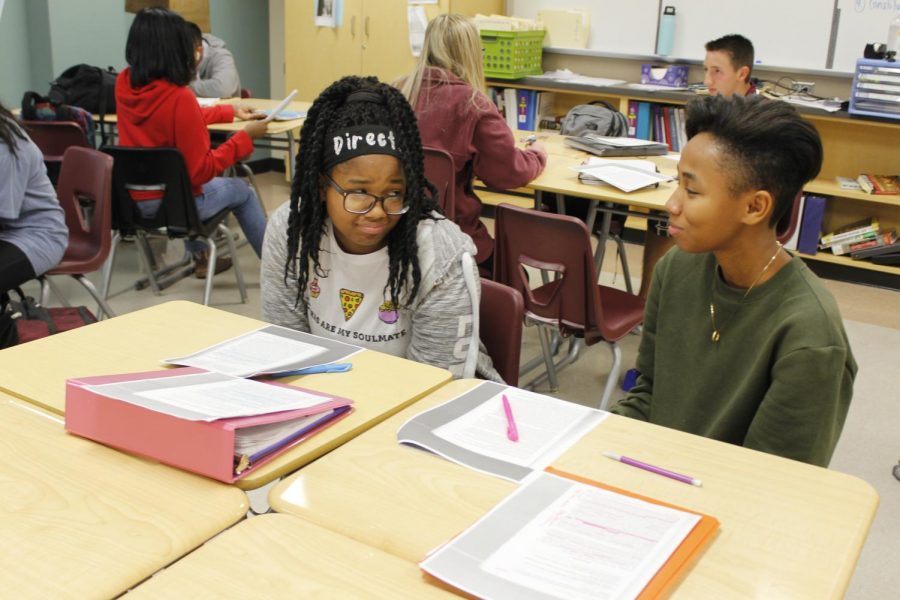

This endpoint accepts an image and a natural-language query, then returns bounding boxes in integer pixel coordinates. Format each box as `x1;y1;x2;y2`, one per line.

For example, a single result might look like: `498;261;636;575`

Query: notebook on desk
565;133;668;157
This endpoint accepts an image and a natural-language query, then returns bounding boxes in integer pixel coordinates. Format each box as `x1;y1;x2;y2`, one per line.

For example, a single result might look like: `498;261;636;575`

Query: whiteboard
508;0;895;73
832;0;900;73
665;0;833;70
507;0;658;56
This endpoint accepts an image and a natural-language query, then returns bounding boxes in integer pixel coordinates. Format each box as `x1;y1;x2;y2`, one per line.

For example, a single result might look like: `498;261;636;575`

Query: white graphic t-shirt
307;222;410;357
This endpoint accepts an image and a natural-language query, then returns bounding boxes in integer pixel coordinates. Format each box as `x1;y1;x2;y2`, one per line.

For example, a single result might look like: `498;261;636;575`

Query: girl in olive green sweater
612;95;856;467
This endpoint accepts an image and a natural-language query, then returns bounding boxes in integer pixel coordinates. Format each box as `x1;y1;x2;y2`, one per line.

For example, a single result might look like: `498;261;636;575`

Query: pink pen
603;451;702;487
501;394;519;442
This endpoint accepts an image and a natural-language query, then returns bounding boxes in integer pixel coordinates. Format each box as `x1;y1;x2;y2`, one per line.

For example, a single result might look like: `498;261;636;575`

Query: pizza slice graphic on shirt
339;288;364;321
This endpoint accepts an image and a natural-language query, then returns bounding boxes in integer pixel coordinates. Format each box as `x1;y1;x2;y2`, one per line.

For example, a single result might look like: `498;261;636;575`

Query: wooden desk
214;98;310;180
0;392;248;598
270;379;879;600
125;514;455;598
0;301;452;489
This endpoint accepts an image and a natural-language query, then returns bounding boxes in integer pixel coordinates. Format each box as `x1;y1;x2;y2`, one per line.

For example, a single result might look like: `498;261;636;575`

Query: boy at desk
611;95;856;467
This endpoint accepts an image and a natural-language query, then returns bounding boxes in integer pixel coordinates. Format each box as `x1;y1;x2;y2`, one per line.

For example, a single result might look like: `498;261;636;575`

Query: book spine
856;174;875;194
636;102;651;140
822;230;878;251
820;224;880;246
627;100;638;137
797;195;827;255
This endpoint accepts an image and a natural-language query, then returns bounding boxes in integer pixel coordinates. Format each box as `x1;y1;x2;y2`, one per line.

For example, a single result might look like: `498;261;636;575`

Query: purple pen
603;451;702;487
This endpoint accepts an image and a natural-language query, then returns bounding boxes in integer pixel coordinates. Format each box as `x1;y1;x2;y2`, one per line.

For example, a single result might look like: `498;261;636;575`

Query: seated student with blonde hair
611;95;856;467
398;13;546;277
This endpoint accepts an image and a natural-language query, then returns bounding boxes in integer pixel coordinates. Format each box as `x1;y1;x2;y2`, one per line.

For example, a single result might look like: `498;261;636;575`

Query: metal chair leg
218;223;247;303
134;232;163;295
599;342;623;411
236;162;266;217
100;232;120;304
612;234;635;295
536;324;559;392
73;274;117;319
202;237;217;306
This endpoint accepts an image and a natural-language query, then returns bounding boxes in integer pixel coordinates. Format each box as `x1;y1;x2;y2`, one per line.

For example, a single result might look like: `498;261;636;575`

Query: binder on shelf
515;88;538;130
65;368;353;483
796;195;827;255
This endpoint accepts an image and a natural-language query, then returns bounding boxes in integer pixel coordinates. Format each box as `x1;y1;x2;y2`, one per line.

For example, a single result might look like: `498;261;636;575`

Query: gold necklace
709;242;783;343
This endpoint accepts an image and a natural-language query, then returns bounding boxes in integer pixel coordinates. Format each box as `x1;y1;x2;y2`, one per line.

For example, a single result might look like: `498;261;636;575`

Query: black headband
322;125;402;171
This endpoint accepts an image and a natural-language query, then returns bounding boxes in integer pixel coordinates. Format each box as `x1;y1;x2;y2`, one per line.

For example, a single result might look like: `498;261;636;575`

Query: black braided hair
0;103;26;158
285;75;441;311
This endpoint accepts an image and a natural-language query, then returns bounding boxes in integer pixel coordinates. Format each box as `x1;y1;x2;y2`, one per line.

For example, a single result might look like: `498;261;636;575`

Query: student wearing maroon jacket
116;7;268;277
398;14;546;277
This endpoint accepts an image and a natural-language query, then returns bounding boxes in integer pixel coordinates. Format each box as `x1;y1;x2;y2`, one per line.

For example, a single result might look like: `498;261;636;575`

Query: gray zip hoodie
190;33;242;98
261;202;502;382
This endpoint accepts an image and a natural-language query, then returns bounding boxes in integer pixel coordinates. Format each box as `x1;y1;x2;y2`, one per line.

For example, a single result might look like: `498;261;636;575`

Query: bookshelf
487;78;900;279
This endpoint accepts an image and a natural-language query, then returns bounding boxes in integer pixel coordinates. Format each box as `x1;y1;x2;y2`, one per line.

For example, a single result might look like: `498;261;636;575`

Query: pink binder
65;368;353;483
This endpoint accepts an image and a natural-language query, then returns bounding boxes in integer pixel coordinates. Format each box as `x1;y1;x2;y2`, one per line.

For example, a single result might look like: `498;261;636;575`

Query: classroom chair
776;192;803;245
22;121;90;185
479;279;525;386
100;146;247;307
423;146;456;221
493;203;645;409
38;147;117;319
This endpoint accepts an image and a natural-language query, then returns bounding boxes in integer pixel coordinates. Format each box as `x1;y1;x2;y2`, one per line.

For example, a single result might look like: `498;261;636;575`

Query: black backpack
48;64;117;119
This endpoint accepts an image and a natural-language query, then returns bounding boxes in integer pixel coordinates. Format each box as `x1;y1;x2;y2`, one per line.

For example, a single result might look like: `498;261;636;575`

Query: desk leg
592;203;612;274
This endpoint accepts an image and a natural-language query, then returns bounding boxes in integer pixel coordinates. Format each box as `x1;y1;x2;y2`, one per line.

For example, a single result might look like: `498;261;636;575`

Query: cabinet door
360;0;449;85
285;0;364;101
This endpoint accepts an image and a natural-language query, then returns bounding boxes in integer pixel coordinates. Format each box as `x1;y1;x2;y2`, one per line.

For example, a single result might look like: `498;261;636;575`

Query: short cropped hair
125;7;196;88
685;95;822;227
705;34;754;80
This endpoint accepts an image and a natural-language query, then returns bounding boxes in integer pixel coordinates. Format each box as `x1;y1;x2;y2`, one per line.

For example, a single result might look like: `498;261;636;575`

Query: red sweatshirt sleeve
172;93;255;191
200;104;236;125
470;101;546;190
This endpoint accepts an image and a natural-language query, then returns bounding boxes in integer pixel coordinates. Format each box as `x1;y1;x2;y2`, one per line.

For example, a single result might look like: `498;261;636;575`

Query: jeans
137;177;267;257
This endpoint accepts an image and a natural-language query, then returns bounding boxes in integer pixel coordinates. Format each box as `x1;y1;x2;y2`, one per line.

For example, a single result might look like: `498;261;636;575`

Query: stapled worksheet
163;324;362;377
397;381;607;481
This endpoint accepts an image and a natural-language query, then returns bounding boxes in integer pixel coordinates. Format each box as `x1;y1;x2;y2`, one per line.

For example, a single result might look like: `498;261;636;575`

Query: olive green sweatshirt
611;248;856;467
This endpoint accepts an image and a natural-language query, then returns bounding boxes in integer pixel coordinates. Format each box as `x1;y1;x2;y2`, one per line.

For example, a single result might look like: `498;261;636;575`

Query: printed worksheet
88;371;330;421
163;325;361;377
398;382;606;481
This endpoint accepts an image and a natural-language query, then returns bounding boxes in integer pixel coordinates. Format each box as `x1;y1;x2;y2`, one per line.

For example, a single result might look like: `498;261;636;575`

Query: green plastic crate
480;29;545;80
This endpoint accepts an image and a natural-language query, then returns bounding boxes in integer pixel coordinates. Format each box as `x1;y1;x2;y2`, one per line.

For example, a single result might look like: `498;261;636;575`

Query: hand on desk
242;119;270;140
525;140;547;160
234;106;266;121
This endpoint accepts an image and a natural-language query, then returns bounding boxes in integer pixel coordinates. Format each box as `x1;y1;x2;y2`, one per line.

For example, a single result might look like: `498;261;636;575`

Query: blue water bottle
657;6;676;56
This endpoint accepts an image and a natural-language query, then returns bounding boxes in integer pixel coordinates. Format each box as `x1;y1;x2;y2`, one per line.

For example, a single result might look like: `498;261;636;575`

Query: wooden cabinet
285;0;502;102
489;79;900;280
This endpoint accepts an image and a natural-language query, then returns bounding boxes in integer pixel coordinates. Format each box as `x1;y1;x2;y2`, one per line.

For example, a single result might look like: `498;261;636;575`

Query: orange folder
65;367;353;483
545;466;720;599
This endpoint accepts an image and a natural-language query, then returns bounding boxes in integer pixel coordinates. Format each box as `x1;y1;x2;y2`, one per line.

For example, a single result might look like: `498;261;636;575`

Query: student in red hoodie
116;7;268;276
398;14;546;277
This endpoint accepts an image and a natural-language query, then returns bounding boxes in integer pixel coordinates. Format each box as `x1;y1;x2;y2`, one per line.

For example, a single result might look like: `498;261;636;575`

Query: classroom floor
23;171;899;600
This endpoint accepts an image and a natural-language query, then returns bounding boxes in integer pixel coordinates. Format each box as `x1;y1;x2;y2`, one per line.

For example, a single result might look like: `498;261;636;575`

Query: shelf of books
487;78;900;278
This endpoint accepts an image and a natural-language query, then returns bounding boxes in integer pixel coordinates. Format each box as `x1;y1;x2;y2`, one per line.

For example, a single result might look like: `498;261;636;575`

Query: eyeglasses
323;173;409;215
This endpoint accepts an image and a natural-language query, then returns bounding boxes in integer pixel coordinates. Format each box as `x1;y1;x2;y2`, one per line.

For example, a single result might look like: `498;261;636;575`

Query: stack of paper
163;324;361;377
573;157;674;193
422;469;719;600
398;381;606;482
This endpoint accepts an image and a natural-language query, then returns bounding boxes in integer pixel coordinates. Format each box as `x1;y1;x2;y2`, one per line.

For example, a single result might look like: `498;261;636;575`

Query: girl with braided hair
261;76;500;381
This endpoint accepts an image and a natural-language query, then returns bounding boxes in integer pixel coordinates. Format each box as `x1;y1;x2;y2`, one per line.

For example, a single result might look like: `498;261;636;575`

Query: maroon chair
240;88;253;99
39;146;116;319
480;279;524;386
494;203;645;408
22;121;89;185
423;146;456;221
776;191;803;245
